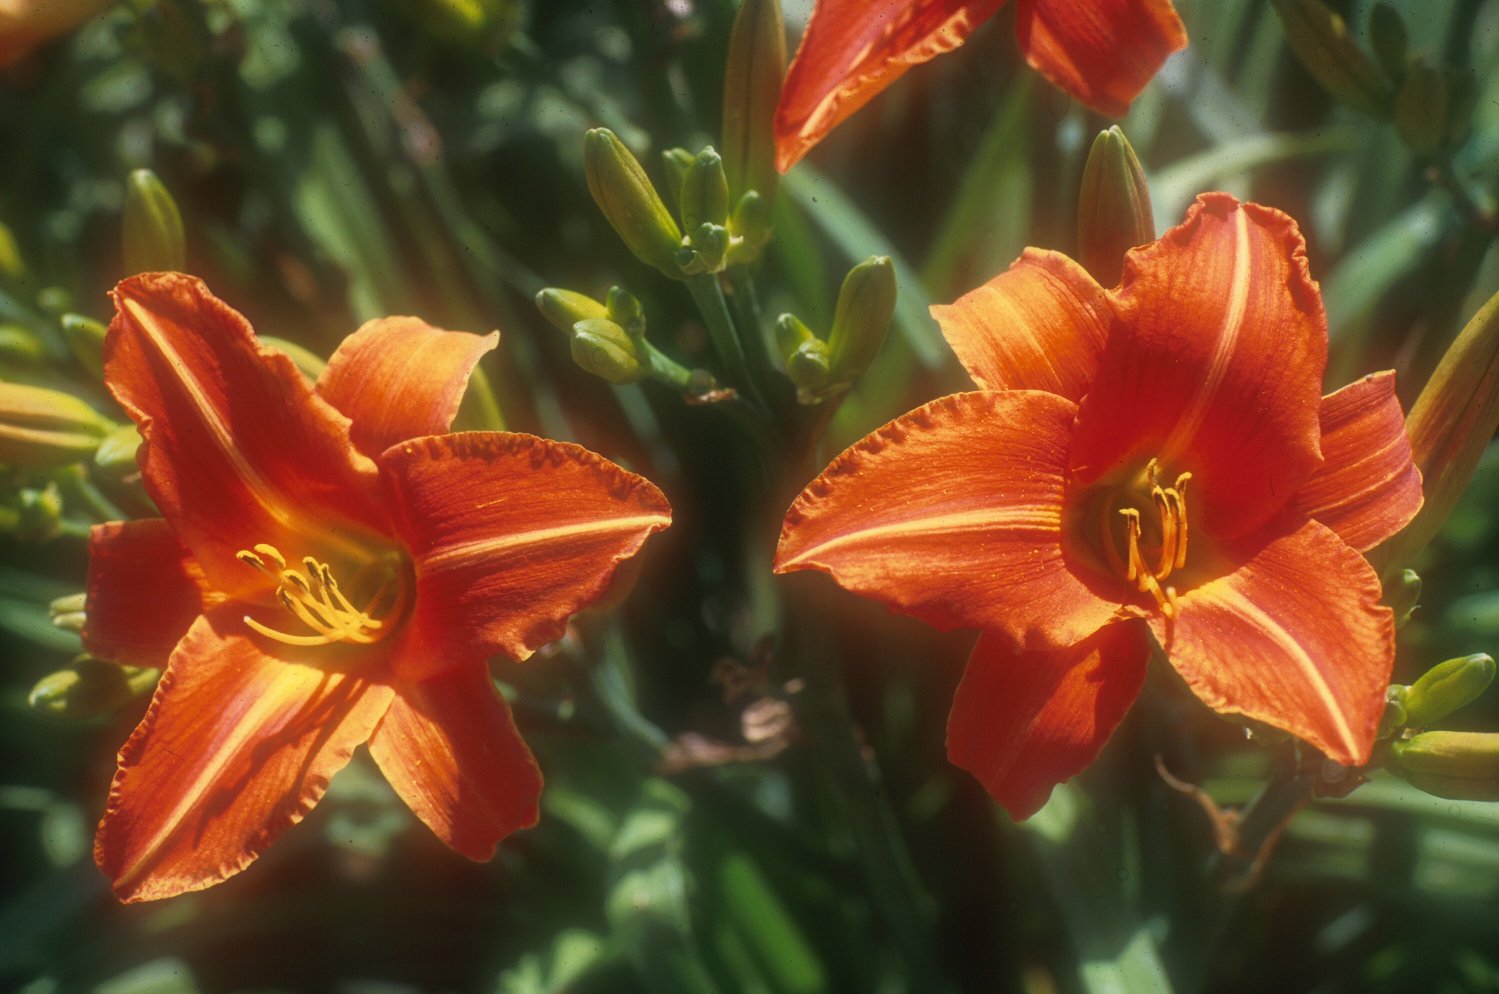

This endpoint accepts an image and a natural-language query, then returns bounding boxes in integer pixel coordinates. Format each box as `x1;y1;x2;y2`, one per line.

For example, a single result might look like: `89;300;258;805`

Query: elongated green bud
60;313;107;378
1380;287;1499;571
722;0;785;207
680;147;731;233
775;312;816;357
28;657;160;721
1384;568;1421;628
571;317;646;384
1402;654;1495;728
536;288;609;334
1394;769;1499;802
0;383;112;468
661;147;696;215
826;256;896;384
1272;0;1391;115
0;324;46;363
1392;730;1499;779
1077;127;1155;287
1394;61;1449;157
606;286;646;338
584;128;685;279
123;169;186;274
94;423;142;478
726;190;772;266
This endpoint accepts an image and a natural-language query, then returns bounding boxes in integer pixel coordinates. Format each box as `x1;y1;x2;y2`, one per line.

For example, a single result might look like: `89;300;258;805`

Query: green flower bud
60;313;107;378
660;147;696;216
687;222;729;274
94;423;143;478
1384;568;1421;628
123;168;186;274
786;338;831;397
1393;768;1499;802
0;324;47;364
584;128;685;279
1376;687;1408;740
571;317;646;385
775;312;816;358
726;190;773;267
1394;61;1450;157
536;288;610;335
1403;654;1495;728
680;147;731;234
1392;730;1499;780
0;383;112;468
606;286;646;338
1077;127;1155;287
1368;3;1406;84
5;482;64;542
826;256;896;384
1271;0;1391;116
722;0;785;209
28;657;160;721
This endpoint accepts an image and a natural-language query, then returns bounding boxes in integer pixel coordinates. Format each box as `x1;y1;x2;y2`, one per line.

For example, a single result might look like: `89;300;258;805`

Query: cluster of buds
535;284;710;394
775;257;896;405
1378;654;1499;800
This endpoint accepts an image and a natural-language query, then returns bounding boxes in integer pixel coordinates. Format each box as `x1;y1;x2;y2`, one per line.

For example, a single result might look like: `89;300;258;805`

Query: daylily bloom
775;194;1422;818
85;273;672;902
774;0;1188;172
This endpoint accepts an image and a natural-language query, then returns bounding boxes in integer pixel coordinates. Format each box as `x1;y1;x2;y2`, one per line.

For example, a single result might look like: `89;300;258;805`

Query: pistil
235;542;400;647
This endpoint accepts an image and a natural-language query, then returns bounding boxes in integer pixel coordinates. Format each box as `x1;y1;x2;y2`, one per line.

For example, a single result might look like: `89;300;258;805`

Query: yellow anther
254;544;286;570
235;543;398;648
1108;460;1193;619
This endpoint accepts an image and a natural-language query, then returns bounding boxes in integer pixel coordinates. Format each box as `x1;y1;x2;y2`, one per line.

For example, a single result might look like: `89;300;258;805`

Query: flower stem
686;273;768;413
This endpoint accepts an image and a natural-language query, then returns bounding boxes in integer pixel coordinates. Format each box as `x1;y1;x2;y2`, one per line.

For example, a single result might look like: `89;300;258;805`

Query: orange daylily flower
85;273;672;902
774;0;1188;172
776;194;1423;818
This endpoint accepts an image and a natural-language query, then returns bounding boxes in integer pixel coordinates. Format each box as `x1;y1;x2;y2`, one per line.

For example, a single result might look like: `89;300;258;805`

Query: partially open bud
680;147;731;233
1392;730;1499;781
1402;654;1496;728
722;0;785;209
536;288;610;334
826;256;896;385
571;317;646;385
122;169;186;274
59;313;106;378
1394;60;1450;157
1077;127;1155;287
28;657;159;720
1272;0;1391;116
584;128;685;279
1380;287;1499;570
0;382;112;467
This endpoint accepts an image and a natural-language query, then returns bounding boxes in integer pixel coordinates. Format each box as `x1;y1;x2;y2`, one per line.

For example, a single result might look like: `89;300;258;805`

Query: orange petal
106;274;389;594
316;317;499;460
1014;0;1187;117
1153;517;1393;766
1294;371;1423;553
948;622;1148;819
369;659;542;860
94;611;394;902
84;519;222;668
379;432;672;678
931;248;1112;399
1071;195;1328;540
773;0;1006;173
775;391;1118;649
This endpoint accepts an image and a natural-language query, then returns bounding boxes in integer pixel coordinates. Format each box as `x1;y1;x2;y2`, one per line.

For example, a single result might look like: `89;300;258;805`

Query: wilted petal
379;432;672;678
1295;371;1422;553
947;622;1148;819
1014;0;1187;117
775;391;1118;650
316;317;499;460
94;611;394;902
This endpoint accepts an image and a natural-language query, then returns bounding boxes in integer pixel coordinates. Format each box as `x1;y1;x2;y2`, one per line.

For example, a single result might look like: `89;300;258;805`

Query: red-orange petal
84;519;221;668
931;248;1113;400
1070;195;1328;540
773;0;1006;173
368;658;542;860
1014;0;1187;117
316;317;499;461
94;611;394;902
1294;371;1423;553
1153;517;1393;766
106;274;389;595
947;622;1148;819
379;432;672;679
775;391;1118;649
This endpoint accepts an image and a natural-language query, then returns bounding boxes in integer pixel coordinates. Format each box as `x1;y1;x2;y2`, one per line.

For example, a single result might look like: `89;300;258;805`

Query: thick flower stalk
774;0;1188;172
85;274;672;902
776;194;1422;818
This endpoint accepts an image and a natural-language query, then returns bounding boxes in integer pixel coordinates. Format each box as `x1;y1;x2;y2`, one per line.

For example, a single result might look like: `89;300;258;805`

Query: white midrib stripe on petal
787;506;1061;565
421;514;671;574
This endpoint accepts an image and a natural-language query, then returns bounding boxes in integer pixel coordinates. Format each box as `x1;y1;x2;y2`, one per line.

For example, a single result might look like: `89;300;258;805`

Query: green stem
726;265;780;386
686;273;766;413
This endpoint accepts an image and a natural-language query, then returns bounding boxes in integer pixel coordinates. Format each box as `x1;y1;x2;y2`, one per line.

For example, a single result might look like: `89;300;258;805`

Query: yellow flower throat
1098;458;1193;619
235;543;403;647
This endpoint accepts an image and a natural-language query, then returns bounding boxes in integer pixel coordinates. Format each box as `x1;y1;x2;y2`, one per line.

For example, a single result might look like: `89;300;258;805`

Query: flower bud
1402;654;1495;728
59;313;106;378
1376;686;1407;739
2;482;63;541
682;223;729;275
536;288;610;334
775;312;816;357
722;0;785;205
1077;127;1155;287
1395;769;1499;802
826;256;896;384
1271;0;1391;116
1380;286;1499;570
1385;568;1421;628
122;169;186;274
0;382;112;467
584;128;685;279
1394;60;1449;157
94;423;142;478
570;317;646;385
28;657;159;721
660;147;696;215
1368;3;1406;83
0;324;46;364
1391;730;1499;780
726;190;773;267
680;147;731;233
606;286;646;338
786;338;831;398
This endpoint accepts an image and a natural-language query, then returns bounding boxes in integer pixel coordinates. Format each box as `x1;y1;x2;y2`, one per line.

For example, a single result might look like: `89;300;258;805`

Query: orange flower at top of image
86;273;672;902
774;0;1188;173
775;194;1423;818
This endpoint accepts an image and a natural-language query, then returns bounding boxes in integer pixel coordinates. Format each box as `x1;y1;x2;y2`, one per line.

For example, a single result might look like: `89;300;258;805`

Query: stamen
1108;461;1193;621
254;544;286;570
1173;473;1192;570
234;543;398;648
